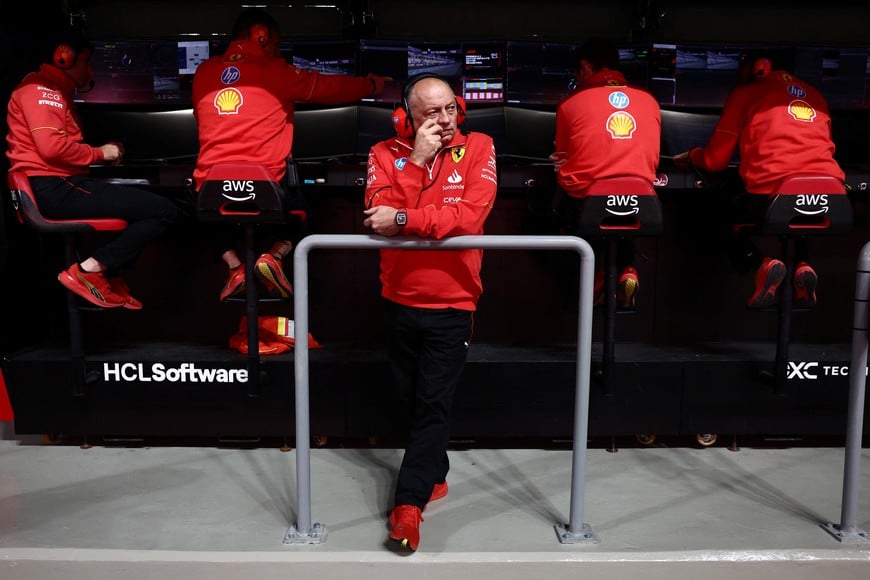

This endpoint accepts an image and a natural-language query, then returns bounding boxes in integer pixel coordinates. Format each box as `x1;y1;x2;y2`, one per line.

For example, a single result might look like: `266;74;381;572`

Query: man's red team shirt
192;39;373;188
555;70;661;195
6;64;106;176
365;131;498;311
689;70;844;194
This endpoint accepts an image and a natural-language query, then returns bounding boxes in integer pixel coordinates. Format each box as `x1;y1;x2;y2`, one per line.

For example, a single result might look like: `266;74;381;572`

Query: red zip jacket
365;131;497;311
555;70;660;195
192;39;374;188
6;64;106;176
689;70;844;194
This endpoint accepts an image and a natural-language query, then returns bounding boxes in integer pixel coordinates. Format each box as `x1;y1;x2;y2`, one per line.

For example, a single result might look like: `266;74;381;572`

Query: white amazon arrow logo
605;207;640;216
794;206;829;216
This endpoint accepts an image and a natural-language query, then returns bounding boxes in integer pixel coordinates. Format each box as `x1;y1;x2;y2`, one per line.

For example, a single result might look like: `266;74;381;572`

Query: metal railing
284;234;599;545
821;241;869;544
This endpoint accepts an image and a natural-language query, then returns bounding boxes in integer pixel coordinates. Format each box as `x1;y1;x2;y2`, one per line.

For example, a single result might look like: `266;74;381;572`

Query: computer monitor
358;39;409;104
76;39;182;105
651;43;796;108
505;40;578;106
462;43;505;103
279;39;357;75
793;46;870;110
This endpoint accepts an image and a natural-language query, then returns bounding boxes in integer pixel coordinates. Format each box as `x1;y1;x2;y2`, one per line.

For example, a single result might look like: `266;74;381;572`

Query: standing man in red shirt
551;38;661;308
675;53;845;308
6;35;178;309
193;8;388;301
363;73;497;553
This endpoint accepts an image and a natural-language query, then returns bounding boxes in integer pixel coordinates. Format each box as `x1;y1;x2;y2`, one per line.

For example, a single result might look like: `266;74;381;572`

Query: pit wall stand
284;234;599;545
820;241;870;545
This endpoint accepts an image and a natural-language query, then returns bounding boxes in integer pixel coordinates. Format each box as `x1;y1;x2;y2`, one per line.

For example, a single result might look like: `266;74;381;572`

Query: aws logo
605;195;639;216
214;88;243;115
221;180;257;202
793;194;828;216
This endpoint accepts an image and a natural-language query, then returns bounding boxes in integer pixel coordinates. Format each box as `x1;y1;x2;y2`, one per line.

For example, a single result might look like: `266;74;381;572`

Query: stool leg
244;225;261;395
602;239;618;394
774;236;795;394
64;236;86;397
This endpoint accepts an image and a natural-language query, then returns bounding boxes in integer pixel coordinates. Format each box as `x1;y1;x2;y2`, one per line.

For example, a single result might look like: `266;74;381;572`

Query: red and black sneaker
107;276;143;310
617;266;639;309
388;504;423;553
57;264;126;309
219;266;245;302
794;261;818;308
255;253;293;298
747;257;786;308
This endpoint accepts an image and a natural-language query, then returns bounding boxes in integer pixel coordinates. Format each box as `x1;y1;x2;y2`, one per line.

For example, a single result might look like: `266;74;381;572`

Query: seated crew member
5;35;178;309
674;53;845;308
550;38;661;308
362;73;497;553
192;7;388;301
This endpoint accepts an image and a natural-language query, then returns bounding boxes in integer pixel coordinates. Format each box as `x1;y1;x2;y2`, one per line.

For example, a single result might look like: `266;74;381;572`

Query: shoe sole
748;261;786;308
58;271;125;309
387;536;417;553
256;262;292;298
794;269;818;308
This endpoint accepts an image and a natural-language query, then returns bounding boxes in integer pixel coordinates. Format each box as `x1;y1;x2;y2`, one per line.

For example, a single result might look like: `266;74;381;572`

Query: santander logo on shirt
443;169;464;195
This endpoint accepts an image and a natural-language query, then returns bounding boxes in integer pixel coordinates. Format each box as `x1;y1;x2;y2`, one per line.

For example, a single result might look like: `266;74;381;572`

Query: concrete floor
0;432;869;579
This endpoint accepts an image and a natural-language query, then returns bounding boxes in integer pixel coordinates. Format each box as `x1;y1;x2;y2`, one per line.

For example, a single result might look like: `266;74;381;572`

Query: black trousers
384;299;473;509
29;176;177;269
729;193;807;274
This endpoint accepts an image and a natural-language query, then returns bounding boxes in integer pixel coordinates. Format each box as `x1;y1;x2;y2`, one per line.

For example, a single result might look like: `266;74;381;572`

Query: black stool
735;174;853;393
197;162;292;393
576;176;663;391
7;171;128;396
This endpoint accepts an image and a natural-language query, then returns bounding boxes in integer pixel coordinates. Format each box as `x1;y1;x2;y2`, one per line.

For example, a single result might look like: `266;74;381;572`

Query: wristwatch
395;210;407;227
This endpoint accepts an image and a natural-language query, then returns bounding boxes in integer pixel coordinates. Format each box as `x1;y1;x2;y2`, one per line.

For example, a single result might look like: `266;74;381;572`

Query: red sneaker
255;253;293;298
748;257;786;308
220;266;245;302
794;261;818;308
57;264;126;308
426;481;448;508
617;266;639;309
107;276;143;310
388;505;423;553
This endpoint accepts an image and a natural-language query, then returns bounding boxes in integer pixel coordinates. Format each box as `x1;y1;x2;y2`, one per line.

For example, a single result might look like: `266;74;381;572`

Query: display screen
280;40;357;75
462;43;504;103
505;41;578;106
794;46;870;109
358;39;409;104
76;40;182;104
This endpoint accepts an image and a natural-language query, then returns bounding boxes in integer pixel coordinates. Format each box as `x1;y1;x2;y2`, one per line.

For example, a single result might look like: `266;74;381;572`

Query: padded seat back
760;175;852;236
196;163;286;224
576;176;663;236
7;171;127;234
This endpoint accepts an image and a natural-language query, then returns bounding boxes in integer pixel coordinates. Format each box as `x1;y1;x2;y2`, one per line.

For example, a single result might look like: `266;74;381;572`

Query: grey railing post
821;241;870;544
284;234;598;545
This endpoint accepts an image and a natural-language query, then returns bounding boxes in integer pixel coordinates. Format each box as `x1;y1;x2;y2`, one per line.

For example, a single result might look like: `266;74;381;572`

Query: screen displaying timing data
178;40;209;75
462;43;505;103
76;40;182;104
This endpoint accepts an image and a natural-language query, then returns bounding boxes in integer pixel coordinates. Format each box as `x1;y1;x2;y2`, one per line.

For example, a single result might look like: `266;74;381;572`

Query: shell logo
788;100;816;122
214;88;243;115
606;111;637;139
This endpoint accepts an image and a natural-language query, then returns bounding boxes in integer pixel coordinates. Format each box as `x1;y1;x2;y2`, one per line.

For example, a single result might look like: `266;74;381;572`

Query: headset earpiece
391;106;415;139
250;23;271;48
455;95;467;126
753;57;772;78
53;43;77;70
